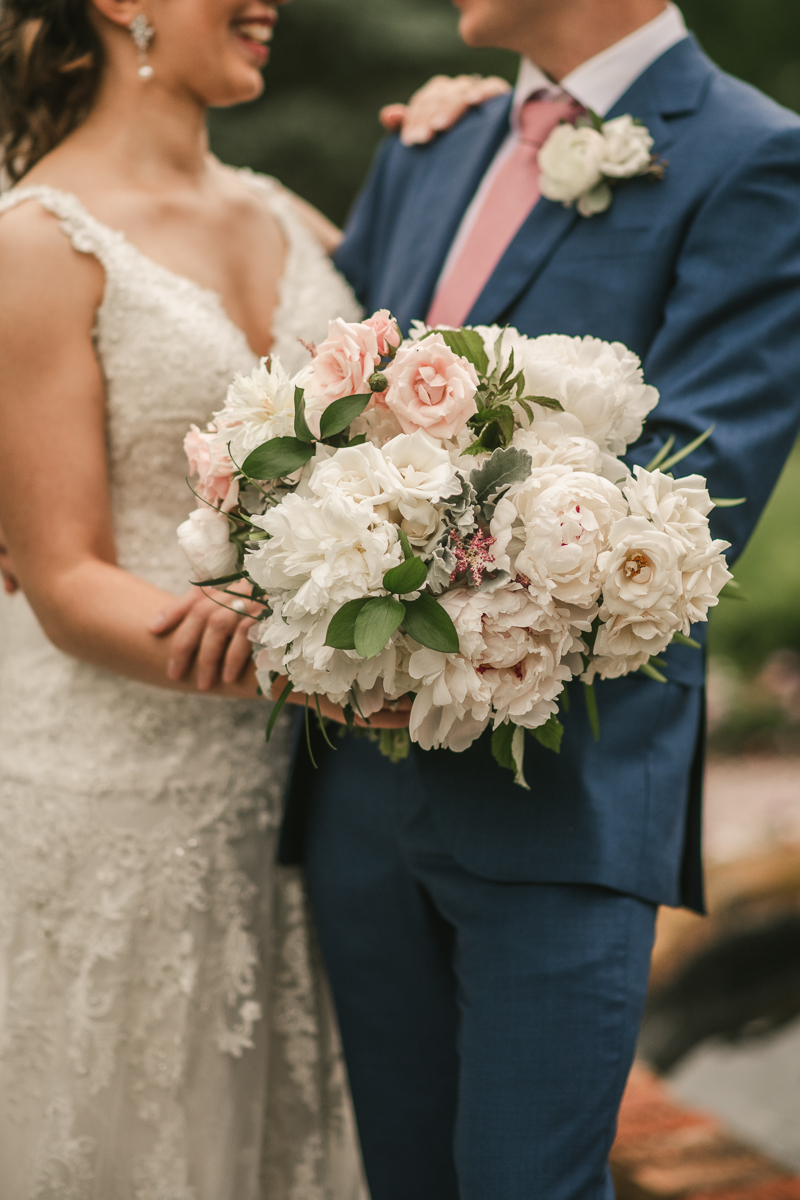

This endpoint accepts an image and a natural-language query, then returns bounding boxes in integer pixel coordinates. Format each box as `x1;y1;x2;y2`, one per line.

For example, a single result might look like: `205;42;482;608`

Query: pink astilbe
449;530;497;587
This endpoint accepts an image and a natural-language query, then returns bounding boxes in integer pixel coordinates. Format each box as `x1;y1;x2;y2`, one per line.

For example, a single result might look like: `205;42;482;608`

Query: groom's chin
454;0;521;51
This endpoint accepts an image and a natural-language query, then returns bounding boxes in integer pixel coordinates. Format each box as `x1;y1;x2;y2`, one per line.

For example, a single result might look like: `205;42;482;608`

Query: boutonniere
538;112;665;218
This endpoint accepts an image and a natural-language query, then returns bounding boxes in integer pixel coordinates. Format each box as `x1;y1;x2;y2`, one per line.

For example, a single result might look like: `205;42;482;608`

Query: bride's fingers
148;588;199;635
398;74;512;146
166;597;218;680
195;606;245;691
379;102;408;131
0;538;20;594
221;617;257;684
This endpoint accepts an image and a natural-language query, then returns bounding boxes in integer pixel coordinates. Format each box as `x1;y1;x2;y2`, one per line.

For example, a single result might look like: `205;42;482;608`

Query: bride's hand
0;520;19;594
148;586;257;691
272;676;413;730
381;74;511;147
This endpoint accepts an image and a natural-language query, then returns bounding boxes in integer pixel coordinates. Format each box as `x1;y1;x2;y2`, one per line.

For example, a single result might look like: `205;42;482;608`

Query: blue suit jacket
282;37;800;912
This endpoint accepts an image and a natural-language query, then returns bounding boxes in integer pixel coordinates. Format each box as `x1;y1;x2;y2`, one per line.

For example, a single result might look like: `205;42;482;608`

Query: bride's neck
64;73;211;191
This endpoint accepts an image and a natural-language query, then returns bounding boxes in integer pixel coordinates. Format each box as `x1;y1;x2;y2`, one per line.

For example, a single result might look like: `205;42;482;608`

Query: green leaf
438;328;489;376
461;437;490;458
645;435;675;472
491;722;515;772
304;699;318;768
533;714;564;754
266;679;294;743
397;528;413;561
470;446;533;509
511;725;530;790
379;728;411;763
383;555;428;595
658;425;714;473
314;694;338;750
346;434;368;447
294;386;314;443
639;661;668;683
243;436;315;480
711;496;747;508
494;404;516;446
319;393;372;440
402;593;459;653
354;596;406;658
720;580;748;601
190;571;245;588
519;394;564;412
671;631;702;650
324;598;371;649
583;682;600;742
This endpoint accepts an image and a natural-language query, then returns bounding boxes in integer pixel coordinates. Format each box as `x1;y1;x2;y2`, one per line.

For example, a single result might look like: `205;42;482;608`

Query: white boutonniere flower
538;113;664;217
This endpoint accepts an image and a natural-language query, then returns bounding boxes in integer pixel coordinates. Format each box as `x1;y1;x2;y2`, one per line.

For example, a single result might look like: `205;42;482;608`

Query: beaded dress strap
0;184;125;266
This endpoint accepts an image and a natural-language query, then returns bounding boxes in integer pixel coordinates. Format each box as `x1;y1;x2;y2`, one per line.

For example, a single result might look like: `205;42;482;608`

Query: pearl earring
129;14;155;79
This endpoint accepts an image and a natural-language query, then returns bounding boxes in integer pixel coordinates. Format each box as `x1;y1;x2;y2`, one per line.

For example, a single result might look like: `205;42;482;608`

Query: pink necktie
427;94;583;329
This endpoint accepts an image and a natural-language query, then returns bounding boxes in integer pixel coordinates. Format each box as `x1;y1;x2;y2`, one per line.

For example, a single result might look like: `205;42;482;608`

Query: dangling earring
129;13;155;80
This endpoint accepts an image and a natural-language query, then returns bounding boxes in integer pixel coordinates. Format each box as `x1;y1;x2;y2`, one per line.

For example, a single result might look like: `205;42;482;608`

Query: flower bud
369;372;389;393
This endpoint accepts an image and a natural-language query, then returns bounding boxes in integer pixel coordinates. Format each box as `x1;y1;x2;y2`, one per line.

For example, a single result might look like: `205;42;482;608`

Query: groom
285;2;800;1197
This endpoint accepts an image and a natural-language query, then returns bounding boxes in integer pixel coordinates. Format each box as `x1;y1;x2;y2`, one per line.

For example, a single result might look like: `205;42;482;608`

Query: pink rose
184;425;239;511
306;318;380;405
385;336;479;440
364;309;402;357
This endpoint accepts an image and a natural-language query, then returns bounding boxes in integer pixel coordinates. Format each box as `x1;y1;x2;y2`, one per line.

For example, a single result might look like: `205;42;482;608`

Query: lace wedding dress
0;176;367;1200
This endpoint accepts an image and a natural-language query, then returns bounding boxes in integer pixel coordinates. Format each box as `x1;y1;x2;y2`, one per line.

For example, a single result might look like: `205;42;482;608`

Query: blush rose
385;336;478;440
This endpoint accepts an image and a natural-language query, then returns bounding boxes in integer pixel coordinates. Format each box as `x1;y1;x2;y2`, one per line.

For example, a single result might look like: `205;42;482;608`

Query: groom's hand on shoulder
381;74;511;146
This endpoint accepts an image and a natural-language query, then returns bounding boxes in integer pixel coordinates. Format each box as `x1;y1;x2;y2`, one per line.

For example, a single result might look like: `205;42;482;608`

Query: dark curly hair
0;0;105;182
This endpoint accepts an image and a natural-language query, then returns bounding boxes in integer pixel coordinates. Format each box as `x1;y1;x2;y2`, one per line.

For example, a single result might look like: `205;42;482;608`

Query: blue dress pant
304;734;657;1200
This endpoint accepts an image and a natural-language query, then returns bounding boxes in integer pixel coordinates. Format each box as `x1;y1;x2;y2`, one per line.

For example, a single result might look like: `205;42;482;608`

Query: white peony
492;470;627;609
408;647;493;752
177;507;238;582
599;115;654;179
513;334;659;456
215;357;296;466
245;490;403;616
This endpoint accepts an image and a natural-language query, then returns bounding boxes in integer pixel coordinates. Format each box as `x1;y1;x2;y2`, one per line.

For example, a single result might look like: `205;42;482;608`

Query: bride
0;0;506;1190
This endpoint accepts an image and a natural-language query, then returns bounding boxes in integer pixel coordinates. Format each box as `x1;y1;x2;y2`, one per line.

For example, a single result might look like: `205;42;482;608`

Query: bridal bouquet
178;312;732;785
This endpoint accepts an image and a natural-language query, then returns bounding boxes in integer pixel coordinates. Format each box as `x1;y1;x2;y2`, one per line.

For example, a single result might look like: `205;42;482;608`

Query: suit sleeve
630;125;800;561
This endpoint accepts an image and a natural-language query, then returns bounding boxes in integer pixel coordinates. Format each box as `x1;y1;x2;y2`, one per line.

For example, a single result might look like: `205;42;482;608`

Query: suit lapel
383;95;512;331
466;36;716;328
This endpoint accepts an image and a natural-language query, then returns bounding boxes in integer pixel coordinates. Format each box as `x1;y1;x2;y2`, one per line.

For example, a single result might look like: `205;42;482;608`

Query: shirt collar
512;2;687;123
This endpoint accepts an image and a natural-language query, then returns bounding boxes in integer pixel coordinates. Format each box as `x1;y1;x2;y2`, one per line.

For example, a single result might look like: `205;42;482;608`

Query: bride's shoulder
223;164;342;256
0;190;104;322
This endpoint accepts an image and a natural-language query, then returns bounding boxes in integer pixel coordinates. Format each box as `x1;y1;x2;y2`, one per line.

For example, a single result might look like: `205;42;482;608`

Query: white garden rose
514;335;659;456
308;441;404;510
245;490;403;615
177;507;238;582
595;516;684;661
538;123;606;205
381;432;459;502
599;115;653;178
215;357;296;465
512;425;602;473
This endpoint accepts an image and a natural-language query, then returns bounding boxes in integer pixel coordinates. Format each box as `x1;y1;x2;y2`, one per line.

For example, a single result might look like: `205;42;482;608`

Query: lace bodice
0;176;365;1200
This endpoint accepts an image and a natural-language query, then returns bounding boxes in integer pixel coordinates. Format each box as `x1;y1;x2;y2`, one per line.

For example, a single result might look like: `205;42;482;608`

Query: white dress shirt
436;3;687;286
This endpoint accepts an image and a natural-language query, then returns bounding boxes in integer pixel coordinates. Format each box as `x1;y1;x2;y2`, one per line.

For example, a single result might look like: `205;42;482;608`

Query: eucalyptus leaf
470;446;532;513
354;596;406;658
671;631;702;650
711;497;746;508
658;424;714;473
402;593;459;653
319;393;372;440
438;328;489;376
294;387;314;443
639;660;668;683
645;435;675;472
383;555;428;595
190;571;245;588
243;437;315;480
266;679;293;743
325;598;371;649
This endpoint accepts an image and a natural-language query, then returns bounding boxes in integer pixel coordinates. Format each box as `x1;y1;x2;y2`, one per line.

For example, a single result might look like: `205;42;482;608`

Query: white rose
512;426;602;473
538;123;606;204
215;357;296;465
308;441;403;509
599;115;653;178
381;432;459;503
177;507;237;582
246;490;403;615
595;516;684;659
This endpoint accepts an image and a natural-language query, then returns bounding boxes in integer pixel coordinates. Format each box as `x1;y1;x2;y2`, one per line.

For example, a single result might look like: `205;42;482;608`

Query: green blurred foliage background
209;0;800;708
